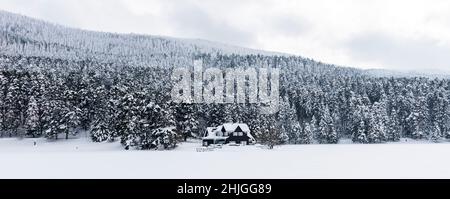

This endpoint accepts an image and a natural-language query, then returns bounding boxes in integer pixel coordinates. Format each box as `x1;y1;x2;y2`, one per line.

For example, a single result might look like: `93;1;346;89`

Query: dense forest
0;11;449;150
1;54;449;150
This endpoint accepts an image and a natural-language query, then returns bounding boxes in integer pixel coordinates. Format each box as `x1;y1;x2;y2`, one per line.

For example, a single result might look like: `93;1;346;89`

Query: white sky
1;0;450;72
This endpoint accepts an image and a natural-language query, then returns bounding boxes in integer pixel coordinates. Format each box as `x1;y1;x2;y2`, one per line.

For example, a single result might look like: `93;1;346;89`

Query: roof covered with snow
220;123;250;133
203;123;255;140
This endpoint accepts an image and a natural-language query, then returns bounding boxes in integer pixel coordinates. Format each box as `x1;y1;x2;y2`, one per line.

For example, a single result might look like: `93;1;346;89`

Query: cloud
266;15;310;38
345;33;450;72
162;0;256;47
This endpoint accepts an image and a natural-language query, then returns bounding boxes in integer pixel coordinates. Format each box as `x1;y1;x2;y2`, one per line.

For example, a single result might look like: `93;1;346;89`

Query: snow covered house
202;123;256;146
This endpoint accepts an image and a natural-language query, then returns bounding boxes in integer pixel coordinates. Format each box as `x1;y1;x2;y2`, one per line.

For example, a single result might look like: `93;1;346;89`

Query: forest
0;53;449;150
1;11;449;150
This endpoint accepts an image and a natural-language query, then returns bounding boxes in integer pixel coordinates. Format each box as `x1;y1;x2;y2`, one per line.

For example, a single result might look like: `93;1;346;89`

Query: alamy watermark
171;60;279;114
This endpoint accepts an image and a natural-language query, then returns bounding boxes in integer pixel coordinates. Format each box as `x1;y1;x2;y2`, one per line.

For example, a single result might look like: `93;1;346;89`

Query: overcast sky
1;0;450;72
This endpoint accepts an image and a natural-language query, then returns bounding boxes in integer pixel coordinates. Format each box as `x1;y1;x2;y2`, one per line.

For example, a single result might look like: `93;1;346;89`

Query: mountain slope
0;10;284;67
2;10;448;79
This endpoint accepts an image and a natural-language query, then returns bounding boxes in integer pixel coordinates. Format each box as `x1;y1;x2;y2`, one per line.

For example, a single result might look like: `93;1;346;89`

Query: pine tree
4;76;21;137
406;96;428;139
429;89;450;139
429;122;442;143
255;115;282;149
317;107;338;144
90;118;111;142
24;96;39;137
175;104;199;141
278;96;297;143
298;122;313;144
367;113;383;143
44;100;70;140
145;127;178;150
353;120;367;143
61;106;81;139
387;110;401;142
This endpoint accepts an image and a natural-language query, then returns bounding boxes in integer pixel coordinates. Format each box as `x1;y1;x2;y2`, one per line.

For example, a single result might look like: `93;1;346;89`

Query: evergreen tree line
0;54;449;150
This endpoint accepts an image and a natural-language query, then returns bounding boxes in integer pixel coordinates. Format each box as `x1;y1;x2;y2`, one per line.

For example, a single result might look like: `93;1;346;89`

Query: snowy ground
1;137;450;179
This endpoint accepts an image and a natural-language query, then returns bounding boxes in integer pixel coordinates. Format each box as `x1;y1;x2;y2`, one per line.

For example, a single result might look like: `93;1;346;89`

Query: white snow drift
0;138;449;179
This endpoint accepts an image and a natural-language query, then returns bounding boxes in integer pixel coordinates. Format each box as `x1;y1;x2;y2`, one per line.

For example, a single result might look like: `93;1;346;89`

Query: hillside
0;10;284;67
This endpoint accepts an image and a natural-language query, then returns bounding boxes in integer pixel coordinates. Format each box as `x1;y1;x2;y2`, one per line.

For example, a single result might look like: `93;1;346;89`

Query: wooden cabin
202;123;256;146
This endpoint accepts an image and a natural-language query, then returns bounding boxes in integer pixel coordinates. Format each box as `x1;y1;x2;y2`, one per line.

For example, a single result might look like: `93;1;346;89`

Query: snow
1;138;450;179
221;123;250;132
205;123;254;141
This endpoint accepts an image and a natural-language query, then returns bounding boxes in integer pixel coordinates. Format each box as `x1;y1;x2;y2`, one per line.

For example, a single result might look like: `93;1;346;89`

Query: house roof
221;123;250;132
203;123;255;141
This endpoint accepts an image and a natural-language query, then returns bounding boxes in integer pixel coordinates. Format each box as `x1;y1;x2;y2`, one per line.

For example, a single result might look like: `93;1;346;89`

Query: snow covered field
1;137;450;179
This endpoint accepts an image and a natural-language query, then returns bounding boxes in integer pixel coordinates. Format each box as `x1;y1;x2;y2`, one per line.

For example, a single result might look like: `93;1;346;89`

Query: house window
233;132;238;136
238;132;243;136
